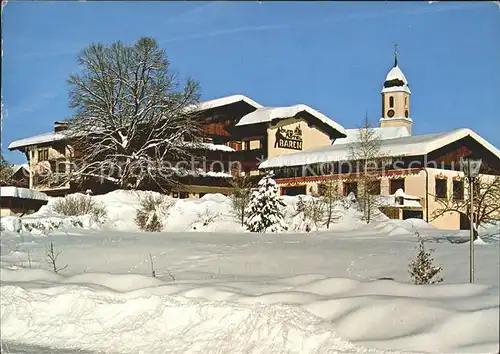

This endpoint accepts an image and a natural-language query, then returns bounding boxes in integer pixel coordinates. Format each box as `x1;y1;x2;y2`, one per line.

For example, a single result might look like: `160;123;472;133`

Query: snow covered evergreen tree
245;172;287;233
408;234;443;285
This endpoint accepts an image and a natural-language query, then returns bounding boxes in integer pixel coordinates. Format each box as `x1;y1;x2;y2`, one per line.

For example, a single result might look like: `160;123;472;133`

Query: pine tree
245;172;287;233
408;234;443;285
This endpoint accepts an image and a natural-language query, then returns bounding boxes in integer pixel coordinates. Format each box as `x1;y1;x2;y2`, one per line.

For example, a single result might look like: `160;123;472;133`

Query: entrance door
281;185;306;196
459;212;470;230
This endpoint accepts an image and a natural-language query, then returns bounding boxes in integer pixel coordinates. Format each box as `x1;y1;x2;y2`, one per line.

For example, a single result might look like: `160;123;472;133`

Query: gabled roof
8;132;67;151
259;128;500;169
195;94;263;111
235;104;346;137
12;164;29;174
9;94;263;151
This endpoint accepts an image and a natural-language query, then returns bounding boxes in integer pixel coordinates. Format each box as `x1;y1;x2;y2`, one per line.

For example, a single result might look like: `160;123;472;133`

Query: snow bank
0;285;372;354
9;190;378;234
1;269;498;354
0;215;94;234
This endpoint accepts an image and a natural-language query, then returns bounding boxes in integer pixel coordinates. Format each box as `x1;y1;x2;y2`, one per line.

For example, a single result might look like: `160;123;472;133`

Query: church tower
380;43;412;135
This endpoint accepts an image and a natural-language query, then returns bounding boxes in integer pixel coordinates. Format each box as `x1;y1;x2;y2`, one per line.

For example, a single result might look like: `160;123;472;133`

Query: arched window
389;96;394;108
404;96;408;107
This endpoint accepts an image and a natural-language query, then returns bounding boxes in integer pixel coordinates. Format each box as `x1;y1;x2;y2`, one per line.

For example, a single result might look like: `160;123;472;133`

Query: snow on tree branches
245;173;287;233
65;37;203;191
408;233;443;285
348;115;384;224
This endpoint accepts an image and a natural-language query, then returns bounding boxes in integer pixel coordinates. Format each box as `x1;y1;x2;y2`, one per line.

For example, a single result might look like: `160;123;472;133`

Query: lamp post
460;156;482;283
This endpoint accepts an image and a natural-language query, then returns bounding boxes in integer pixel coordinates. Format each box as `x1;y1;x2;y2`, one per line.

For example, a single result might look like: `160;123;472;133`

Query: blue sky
2;1;499;164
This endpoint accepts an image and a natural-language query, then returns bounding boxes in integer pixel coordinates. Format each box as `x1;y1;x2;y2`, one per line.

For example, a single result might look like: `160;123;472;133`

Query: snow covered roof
385;66;408;84
12;164;29;174
8;132;67;151
379;188;422;208
195;94;263;111
0;187;48;201
235;105;346;137
382;65;411;94
180;142;235;152
335;126;410;145
259;128;500;169
9;95;262;151
170;167;233;178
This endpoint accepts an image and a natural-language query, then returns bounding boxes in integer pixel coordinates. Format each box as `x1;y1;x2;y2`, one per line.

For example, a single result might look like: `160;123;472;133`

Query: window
343;181;358;196
282;185;306;196
242;141;250;151
179;191;189;199
435;178;447;199
389;96;394;108
38;149;49;161
453;180;464;200
50;160;66;174
404;97;408;108
389;178;405;194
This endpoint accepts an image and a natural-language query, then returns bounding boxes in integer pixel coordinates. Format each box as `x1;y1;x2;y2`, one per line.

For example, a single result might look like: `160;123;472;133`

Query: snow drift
3;189;375;233
1;269;498;354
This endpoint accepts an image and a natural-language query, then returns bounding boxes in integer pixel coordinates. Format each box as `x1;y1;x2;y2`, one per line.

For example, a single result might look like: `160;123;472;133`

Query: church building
258;50;500;230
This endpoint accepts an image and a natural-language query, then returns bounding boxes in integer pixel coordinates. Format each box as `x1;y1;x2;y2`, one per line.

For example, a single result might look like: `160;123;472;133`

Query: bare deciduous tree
318;179;342;229
149;253;156;278
229;176;253;226
348;115;384;224
65;37;203;191
432;175;500;238
45;241;67;273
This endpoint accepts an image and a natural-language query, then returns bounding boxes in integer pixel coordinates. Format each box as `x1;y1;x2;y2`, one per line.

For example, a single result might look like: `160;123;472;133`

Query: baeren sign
274;125;303;150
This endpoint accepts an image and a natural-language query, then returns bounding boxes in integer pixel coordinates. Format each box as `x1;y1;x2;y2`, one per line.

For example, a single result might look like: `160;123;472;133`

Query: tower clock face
387;109;395;118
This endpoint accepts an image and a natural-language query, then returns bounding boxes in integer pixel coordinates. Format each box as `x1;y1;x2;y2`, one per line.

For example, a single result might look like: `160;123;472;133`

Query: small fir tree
245;172;287;233
408;234;443;285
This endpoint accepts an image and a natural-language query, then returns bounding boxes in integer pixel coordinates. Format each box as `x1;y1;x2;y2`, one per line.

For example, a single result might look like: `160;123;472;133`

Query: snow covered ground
1;191;499;354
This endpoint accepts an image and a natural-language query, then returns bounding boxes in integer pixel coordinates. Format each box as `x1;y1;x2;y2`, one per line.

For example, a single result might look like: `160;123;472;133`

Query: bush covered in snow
408;234;443;285
23;218;84;234
51;195;107;223
293;197;326;231
245;173;287;233
135;194;174;232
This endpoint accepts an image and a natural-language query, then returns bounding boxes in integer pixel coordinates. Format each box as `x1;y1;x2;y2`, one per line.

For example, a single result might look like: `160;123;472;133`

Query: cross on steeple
394;41;399;67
